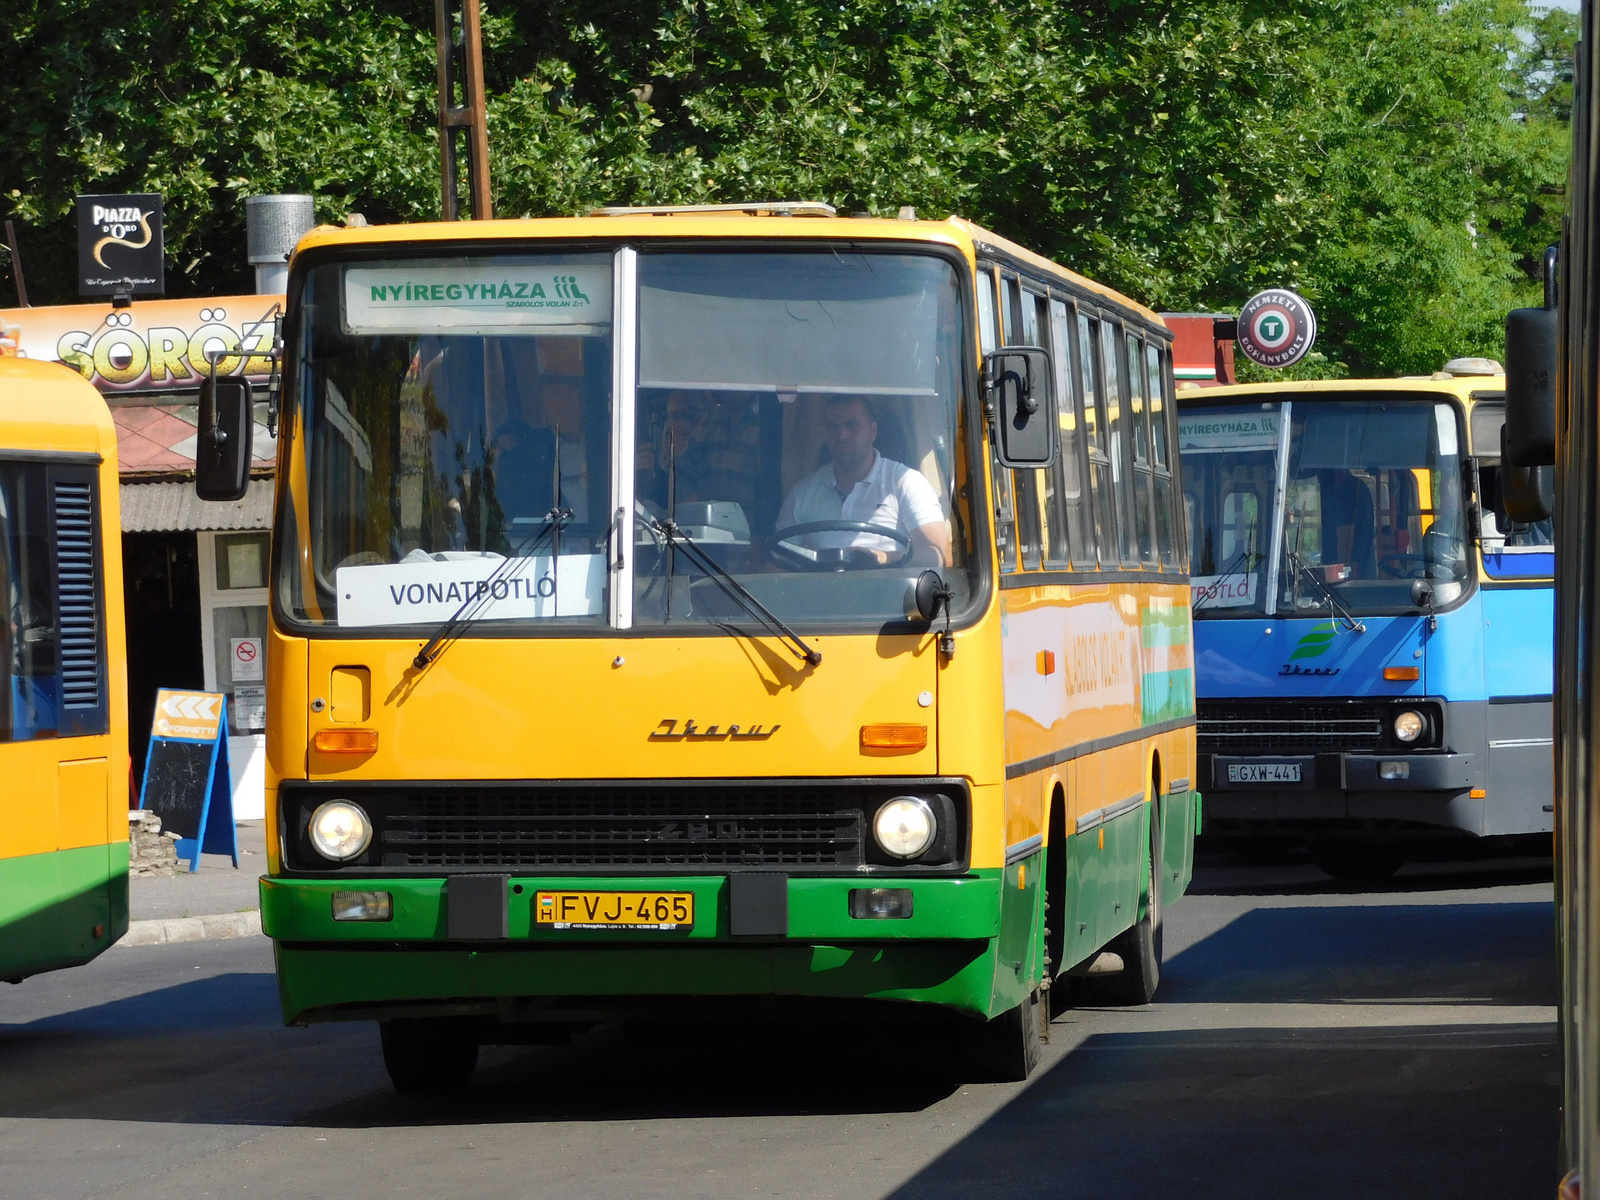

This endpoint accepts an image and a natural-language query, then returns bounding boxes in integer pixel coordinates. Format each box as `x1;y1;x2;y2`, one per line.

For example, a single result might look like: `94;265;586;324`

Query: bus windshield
1182;398;1467;617
280;248;975;631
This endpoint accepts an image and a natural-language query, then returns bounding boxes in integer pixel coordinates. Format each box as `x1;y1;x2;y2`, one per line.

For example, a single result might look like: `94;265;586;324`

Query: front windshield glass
283;253;615;629
1182;397;1468;617
631;251;971;627
279;248;975;632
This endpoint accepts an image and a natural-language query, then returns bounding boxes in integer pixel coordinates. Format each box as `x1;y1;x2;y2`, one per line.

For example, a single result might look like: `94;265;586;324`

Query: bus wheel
1095;805;1162;1006
1312;841;1408;882
963;988;1043;1082
380;1018;479;1094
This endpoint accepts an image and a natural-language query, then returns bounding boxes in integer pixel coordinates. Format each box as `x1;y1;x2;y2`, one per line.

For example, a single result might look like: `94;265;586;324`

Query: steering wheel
1377;552;1460;581
766;522;912;572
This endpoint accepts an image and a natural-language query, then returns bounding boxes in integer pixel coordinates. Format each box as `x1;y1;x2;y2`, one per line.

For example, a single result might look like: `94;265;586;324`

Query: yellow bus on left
0;354;128;983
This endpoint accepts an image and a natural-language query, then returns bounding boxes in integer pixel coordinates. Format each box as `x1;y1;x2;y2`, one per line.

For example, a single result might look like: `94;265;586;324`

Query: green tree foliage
0;0;1571;375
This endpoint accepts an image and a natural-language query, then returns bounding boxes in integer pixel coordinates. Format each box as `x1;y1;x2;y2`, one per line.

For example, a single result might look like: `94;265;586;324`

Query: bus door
1470;403;1554;835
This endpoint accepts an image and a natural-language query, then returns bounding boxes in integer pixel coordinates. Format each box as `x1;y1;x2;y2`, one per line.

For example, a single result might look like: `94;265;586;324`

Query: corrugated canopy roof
120;478;273;532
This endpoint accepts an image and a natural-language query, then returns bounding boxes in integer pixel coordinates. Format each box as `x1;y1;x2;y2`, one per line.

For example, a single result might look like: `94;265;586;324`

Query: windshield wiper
1284;549;1365;633
411;511;568;669
413;434;574;670
651;517;822;667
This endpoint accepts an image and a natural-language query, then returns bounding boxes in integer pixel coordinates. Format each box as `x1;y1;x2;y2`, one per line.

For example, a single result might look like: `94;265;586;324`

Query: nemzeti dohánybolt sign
1236;288;1317;369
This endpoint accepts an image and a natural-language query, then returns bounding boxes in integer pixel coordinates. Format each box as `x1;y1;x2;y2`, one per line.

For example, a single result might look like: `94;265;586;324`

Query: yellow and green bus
0;355;129;982
240;205;1197;1089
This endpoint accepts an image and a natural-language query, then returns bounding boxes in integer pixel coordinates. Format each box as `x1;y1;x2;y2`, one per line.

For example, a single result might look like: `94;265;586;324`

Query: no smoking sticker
231;637;264;682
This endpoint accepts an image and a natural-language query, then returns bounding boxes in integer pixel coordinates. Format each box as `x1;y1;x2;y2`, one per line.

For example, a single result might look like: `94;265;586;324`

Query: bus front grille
279;780;970;874
382;790;861;869
1197;701;1386;755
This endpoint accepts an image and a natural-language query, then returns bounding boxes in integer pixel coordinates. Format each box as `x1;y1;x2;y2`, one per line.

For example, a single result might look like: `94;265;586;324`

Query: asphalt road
0;852;1558;1200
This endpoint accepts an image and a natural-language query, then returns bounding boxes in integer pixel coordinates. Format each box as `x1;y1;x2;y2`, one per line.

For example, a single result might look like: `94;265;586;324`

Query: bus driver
776;395;952;568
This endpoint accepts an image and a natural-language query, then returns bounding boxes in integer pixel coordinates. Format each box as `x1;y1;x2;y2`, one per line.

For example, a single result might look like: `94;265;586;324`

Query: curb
119;910;263;947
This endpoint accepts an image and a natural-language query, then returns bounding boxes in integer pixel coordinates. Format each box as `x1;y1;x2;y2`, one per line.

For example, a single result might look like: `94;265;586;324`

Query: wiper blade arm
1192;546;1255;611
653;519;822;667
411;510;568;670
1286;551;1365;632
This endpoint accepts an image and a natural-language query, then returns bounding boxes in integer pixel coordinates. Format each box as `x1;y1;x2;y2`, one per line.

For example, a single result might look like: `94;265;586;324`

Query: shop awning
120;478;274;533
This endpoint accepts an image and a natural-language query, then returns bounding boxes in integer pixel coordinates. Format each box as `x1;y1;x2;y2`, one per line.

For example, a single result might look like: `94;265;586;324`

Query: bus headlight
873;796;937;859
1393;711;1425;743
309;800;373;861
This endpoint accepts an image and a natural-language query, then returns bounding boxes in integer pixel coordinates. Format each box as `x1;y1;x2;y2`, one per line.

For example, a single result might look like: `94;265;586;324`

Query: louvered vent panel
53;481;99;709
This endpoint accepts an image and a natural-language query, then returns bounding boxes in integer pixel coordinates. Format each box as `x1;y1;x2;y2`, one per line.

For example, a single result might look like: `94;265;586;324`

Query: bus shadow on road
1159;900;1556;1008
883;1018;1559;1200
309;1014;968;1127
1187;854;1554;899
0;972;966;1127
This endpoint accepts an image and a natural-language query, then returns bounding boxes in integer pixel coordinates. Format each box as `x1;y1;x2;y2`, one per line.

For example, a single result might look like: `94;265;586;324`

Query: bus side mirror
195;375;254;502
912;569;953;623
985;347;1057;468
1504;306;1557;467
1501;428;1554;523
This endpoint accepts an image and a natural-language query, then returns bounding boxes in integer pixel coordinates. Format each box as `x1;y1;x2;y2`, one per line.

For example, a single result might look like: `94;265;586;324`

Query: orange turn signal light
313;728;379;754
1383;666;1420;681
1037;650;1057;676
860;723;928;750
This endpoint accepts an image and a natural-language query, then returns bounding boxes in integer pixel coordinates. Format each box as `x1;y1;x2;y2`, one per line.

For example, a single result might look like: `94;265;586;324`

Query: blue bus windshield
1181;398;1468;617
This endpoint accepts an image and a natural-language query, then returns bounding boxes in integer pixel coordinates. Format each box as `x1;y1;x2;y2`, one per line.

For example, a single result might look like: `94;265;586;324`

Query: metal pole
4;220;29;307
434;0;492;221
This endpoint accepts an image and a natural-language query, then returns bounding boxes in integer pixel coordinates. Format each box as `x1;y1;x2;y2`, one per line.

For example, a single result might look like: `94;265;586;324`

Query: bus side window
1050;298;1094;570
0;462;97;744
1102;320;1141;568
976;267;999;355
1011;289;1049;572
1126;331;1158;567
1011;287;1048;569
1078;311;1116;569
1004;275;1026;346
1146;341;1179;570
989;269;1018;572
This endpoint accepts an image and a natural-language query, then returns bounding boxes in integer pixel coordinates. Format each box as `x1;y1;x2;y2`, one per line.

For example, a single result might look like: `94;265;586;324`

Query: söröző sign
1236;289;1317;369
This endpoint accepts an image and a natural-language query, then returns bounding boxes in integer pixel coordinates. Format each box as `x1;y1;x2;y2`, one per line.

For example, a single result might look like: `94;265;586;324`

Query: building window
198;531;268;735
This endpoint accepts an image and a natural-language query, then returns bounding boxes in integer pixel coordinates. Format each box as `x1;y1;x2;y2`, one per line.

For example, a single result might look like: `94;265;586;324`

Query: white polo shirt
777;451;946;553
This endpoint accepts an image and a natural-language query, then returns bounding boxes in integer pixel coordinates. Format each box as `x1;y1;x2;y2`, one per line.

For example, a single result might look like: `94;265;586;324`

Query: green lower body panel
1161;789;1199;907
262;871;1008;1025
0;842;129;982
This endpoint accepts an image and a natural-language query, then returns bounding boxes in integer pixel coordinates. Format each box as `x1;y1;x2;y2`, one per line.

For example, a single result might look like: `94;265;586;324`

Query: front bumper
1200;752;1481;833
1205;752;1475;793
261;872;1007;1025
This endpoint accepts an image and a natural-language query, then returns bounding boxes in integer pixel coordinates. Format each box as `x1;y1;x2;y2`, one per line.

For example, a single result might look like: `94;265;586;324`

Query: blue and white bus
1176;370;1552;877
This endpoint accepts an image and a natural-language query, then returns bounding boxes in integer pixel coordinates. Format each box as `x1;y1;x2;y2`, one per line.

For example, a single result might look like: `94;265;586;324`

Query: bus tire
380;1018;479;1094
1095;803;1163;1006
963;988;1043;1082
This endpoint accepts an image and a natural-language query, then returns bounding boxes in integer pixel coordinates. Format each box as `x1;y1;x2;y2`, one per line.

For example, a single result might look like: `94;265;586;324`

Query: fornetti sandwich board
138;689;238;872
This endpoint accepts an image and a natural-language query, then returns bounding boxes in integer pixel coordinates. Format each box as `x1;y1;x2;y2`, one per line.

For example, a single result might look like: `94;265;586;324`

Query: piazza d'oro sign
1236;288;1317;369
